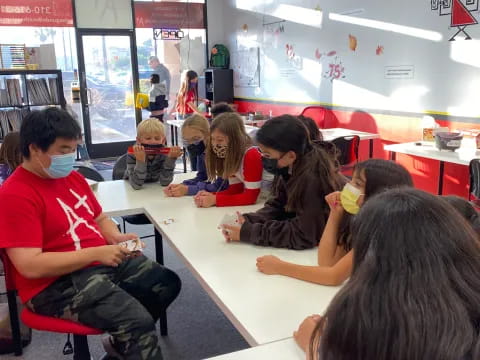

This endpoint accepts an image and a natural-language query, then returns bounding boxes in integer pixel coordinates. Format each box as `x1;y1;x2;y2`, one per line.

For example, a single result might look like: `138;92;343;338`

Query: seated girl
442;195;480;236
221;115;344;250
294;188;480;360
164;114;228;197
256;159;413;284
194;112;263;207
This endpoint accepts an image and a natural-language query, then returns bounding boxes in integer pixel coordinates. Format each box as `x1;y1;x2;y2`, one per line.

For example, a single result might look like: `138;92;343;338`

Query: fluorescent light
272;4;323;28
329;13;442;42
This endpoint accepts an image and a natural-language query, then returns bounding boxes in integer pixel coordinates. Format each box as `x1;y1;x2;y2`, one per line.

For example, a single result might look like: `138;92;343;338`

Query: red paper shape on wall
451;0;478;27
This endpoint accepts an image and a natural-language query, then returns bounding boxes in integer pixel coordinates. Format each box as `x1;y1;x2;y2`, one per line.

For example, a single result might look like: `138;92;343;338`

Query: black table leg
390;151;396;161
438;161;445;195
153;228;168;336
369;139;374;158
159;308;168;336
154;228;164;265
182;147;187;173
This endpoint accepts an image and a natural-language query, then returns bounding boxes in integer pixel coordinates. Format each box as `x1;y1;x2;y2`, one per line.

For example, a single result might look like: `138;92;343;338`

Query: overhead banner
135;2;204;29
0;0;73;27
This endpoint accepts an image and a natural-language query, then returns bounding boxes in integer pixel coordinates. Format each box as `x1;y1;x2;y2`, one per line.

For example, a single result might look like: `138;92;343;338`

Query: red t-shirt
176;89;196;114
0;167;106;303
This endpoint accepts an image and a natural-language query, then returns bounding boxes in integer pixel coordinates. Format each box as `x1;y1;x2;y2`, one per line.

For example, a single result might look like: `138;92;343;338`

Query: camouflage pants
27;255;181;360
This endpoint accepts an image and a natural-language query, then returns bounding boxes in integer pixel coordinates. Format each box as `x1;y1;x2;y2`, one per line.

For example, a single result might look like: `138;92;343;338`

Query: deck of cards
119;238;143;252
218;213;240;233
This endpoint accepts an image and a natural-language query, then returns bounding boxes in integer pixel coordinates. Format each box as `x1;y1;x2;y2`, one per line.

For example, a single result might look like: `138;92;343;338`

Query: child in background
256;159;413;284
210;102;234;118
221;115;344;249
0;131;22;185
194;112;263;207
297;115;322;141
295;188;480;360
124;118;182;190
176;70;202;119
442;195;480;236
148;74;168;122
176;70;209;170
163;114;228;197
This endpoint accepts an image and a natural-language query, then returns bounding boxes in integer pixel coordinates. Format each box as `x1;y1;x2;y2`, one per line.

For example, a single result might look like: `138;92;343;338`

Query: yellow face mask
340;183;364;215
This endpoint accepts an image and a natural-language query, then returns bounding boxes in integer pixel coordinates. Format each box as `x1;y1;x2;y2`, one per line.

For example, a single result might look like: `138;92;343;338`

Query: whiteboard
232;47;260;87
224;0;480;119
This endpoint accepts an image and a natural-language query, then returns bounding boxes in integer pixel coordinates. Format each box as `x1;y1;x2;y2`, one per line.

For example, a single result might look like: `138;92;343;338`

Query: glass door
77;30;139;158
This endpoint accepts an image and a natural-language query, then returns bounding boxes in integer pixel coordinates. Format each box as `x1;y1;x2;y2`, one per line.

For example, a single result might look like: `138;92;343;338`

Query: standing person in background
148;56;171;98
176;70;209;170
148;74;168;122
0;131;22;185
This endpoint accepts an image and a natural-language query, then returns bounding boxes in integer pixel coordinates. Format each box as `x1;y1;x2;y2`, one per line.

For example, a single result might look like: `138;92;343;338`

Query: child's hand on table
294;314;322;355
164;184;188;197
256;255;284;275
194;191;216;208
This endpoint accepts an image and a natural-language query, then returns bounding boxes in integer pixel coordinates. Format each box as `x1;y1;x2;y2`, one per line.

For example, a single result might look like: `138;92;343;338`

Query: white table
95;174;341;346
206;338;304;360
384;141;480;194
321;128;380;158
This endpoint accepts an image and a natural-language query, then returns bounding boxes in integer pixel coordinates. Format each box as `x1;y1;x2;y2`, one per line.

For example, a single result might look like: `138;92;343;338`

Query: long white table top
94;174;340;346
206;338;304;360
384;141;480;166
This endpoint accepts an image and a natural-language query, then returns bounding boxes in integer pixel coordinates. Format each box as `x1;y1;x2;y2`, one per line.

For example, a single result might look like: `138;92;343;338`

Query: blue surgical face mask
44;152;76;179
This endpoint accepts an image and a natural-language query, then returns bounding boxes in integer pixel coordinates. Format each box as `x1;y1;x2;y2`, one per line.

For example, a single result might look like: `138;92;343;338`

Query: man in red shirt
0;108;181;360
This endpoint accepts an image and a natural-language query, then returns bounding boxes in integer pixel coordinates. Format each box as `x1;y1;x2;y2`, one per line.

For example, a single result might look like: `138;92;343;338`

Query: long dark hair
338;159;414;250
312;188;480;360
442;195;480;236
256;115;340;212
0;131;22;170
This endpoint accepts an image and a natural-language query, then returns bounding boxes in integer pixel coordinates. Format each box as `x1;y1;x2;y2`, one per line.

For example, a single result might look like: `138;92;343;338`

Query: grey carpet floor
0;159;251;359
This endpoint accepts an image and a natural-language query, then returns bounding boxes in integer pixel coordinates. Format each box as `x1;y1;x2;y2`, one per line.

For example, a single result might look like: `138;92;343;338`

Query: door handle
86;88;92;105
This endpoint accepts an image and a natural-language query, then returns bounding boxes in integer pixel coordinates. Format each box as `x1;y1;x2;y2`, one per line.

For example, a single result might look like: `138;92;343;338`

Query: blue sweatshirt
182;142;228;195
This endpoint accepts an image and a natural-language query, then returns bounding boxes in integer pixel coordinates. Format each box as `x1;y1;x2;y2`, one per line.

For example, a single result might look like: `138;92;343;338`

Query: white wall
207;0;226;51
221;0;480;119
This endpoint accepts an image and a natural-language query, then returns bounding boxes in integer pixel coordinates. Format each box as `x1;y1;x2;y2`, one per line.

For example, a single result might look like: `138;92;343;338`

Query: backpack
209;44;230;69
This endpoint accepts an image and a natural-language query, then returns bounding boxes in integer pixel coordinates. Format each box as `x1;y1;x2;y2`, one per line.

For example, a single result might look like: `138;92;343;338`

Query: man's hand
107;232;138;245
94;245;131;267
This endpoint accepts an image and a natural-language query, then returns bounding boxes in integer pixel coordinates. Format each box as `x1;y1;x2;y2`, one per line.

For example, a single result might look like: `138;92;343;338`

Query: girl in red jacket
194;112;263;207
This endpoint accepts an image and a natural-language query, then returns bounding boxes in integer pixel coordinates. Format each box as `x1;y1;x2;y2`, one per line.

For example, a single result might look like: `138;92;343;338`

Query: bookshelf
0;69;66;140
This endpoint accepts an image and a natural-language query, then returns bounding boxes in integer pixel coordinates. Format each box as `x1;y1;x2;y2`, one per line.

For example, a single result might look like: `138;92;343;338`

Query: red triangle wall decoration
451;0;478;27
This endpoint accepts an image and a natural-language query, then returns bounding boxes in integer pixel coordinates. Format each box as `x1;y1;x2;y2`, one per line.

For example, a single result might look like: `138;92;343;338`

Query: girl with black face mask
164;114;228;197
220;115;344;250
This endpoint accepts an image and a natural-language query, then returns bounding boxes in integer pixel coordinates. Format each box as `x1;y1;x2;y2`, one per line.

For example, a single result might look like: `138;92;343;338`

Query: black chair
331;135;360;173
469;159;480;203
112;154;154;240
74;165;105;182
